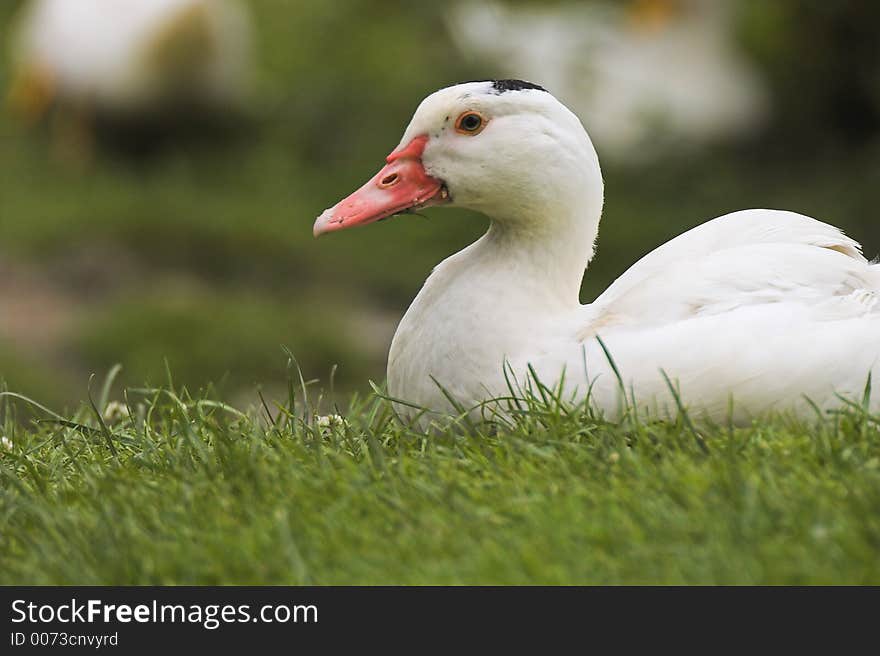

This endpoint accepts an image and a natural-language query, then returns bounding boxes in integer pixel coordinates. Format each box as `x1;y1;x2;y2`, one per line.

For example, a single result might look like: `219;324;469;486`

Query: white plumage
317;82;880;425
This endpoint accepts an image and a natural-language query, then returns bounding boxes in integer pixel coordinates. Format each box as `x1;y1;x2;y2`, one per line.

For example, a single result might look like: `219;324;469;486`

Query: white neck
469;218;599;313
388;176;603;411
445;156;604;314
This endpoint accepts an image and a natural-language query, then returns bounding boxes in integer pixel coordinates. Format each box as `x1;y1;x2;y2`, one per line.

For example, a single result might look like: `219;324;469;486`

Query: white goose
7;0;252;123
315;80;880;424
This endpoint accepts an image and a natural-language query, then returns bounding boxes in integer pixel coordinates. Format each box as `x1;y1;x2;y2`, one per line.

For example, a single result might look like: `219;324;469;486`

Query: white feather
365;82;879;424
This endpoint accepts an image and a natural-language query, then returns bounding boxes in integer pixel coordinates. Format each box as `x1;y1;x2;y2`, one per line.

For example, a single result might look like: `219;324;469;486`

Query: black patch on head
460;79;548;94
492;79;547;94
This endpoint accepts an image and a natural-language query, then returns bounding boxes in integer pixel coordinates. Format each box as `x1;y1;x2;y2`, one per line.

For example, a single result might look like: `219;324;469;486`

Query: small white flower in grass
315;414;348;430
609;452;620;464
102;401;130;424
1;436;12;452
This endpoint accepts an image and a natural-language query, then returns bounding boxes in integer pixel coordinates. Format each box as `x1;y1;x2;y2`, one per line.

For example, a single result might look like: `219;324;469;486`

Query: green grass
1;369;879;585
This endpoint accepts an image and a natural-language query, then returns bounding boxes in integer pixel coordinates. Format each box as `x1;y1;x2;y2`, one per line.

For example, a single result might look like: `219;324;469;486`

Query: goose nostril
379;173;399;188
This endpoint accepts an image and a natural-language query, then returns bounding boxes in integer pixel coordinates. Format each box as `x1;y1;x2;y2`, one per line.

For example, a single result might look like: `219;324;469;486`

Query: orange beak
313;135;449;237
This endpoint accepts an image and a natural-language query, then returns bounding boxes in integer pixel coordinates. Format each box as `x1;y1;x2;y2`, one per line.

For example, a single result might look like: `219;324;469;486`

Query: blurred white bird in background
448;0;769;160
7;0;254;158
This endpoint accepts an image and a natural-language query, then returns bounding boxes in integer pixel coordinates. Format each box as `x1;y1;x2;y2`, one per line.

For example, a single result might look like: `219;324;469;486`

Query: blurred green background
1;0;878;410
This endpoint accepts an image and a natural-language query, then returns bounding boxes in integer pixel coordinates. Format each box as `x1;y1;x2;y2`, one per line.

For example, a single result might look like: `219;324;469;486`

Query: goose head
314;80;604;246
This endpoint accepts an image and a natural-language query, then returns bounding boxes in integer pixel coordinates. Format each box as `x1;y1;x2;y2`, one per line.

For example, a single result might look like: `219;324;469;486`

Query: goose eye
455;111;486;135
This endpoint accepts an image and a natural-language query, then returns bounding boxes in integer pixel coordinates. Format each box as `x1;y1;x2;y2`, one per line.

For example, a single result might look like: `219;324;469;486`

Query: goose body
315;81;880;424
